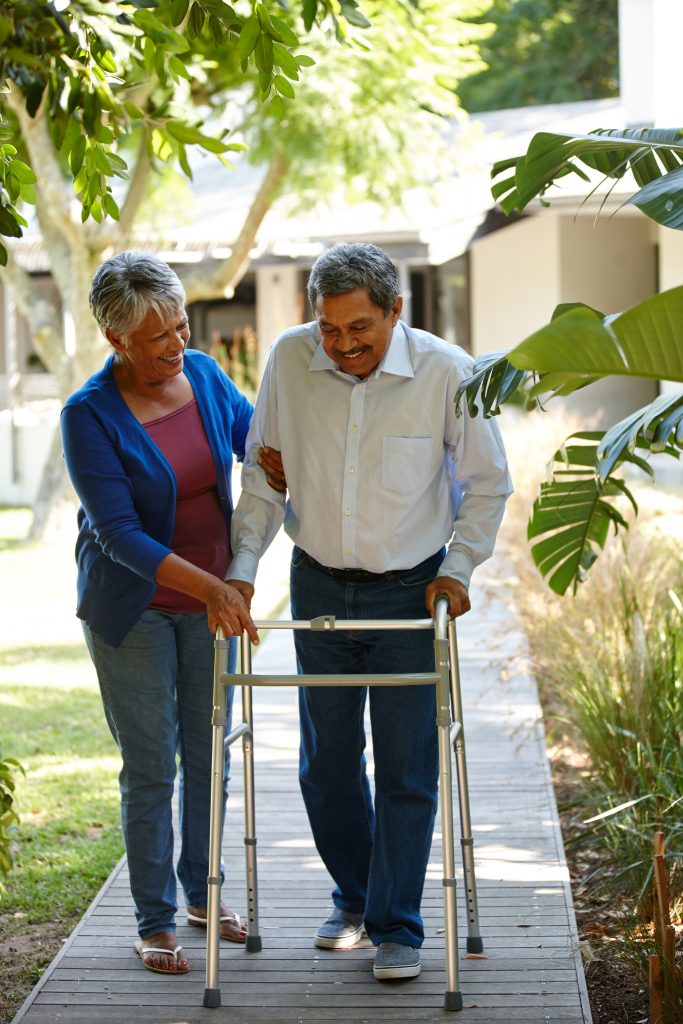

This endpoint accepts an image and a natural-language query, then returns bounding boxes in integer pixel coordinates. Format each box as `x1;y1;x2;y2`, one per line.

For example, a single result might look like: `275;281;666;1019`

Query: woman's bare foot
135;931;190;973
186;905;247;943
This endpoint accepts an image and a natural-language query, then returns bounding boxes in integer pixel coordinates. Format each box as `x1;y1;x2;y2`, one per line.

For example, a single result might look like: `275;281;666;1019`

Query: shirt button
348;467;354;474
352;425;358;432
345;548;352;555
345;508;352;516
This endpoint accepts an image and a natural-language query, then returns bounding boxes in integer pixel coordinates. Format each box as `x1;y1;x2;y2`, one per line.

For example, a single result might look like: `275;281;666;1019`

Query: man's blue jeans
83;610;236;939
291;547;441;949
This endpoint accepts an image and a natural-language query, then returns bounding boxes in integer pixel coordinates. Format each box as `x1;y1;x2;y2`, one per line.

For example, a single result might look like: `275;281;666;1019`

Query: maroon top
144;399;230;613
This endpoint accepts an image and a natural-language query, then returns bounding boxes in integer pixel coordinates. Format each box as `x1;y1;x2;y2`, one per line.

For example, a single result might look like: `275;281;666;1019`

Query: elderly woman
61;252;280;975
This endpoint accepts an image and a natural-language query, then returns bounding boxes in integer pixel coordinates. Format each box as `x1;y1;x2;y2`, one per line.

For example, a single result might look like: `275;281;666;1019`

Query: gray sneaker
314;909;365;949
373;941;421;979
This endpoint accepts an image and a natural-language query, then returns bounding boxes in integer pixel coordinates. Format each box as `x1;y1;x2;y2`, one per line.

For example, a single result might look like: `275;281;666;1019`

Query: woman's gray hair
89;251;186;339
307;243;399;315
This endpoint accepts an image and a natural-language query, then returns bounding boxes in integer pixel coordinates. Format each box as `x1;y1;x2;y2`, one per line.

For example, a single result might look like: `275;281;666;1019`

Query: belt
301;551;393;581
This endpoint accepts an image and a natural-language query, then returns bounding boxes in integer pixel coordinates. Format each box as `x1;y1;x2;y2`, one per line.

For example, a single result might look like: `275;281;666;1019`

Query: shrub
0;746;24;883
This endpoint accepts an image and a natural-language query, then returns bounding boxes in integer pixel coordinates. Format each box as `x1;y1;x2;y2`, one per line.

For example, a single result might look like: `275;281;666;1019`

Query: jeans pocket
291;545;309;569
394;551;444;589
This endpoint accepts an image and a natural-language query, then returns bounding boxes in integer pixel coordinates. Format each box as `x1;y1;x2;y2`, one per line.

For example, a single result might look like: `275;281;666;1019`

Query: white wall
619;0;683;127
0;405;58;506
557;213;658;425
255;265;302;376
658;226;683;292
469;214;560;355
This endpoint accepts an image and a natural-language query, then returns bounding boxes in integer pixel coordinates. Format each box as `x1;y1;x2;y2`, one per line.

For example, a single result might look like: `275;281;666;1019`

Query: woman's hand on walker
207;580;259;644
425;577;470;618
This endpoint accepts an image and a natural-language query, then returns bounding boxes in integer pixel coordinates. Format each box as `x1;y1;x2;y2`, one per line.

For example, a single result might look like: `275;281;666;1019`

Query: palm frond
454;350;532;419
492;127;683;229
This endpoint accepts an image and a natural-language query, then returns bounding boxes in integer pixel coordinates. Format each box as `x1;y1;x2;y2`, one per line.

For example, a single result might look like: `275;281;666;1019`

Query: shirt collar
308;321;414;380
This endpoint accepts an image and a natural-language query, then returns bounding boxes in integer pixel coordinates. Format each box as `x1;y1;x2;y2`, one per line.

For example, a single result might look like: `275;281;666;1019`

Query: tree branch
116;131;152;247
0;252;68;379
182;151;291;303
7;84;82;251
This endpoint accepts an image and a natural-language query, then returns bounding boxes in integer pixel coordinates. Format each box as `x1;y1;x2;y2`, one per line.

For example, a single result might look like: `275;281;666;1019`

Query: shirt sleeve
61;402;172;581
438;362;513;589
226;349;286;584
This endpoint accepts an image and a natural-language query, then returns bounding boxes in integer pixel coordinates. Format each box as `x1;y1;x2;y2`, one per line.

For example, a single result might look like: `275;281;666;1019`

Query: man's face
316;288;403;380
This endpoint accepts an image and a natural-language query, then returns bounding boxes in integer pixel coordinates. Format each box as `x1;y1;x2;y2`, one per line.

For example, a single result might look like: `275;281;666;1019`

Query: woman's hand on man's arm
258;447;286;492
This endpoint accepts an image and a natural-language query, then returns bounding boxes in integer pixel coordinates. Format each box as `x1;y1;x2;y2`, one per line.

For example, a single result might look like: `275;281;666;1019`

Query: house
1;0;680;505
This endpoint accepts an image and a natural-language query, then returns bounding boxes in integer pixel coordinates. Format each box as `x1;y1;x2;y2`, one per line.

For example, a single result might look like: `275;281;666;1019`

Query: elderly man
228;242;512;981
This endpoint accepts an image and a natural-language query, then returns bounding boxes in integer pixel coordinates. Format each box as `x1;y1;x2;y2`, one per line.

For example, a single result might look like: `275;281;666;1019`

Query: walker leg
204;630;230;1008
240;635;262;953
448;620;483;954
434;603;463;1011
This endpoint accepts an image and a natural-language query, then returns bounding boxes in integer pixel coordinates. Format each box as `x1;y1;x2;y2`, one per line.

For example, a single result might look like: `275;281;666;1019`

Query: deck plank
11;564;592;1024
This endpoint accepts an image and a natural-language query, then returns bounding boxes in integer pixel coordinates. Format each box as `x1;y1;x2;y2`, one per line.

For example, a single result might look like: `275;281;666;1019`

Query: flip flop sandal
134;940;190;975
186;909;247;944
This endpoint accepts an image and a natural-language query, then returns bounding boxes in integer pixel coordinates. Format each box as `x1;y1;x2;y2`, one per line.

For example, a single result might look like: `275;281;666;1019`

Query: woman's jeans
291;548;441;949
83;610;235;939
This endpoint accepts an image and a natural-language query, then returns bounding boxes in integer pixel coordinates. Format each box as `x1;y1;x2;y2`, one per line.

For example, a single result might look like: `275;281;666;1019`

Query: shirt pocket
380;436;433;495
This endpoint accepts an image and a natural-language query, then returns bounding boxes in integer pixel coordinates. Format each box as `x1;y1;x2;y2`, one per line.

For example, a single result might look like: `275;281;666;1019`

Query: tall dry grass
498;407;683;911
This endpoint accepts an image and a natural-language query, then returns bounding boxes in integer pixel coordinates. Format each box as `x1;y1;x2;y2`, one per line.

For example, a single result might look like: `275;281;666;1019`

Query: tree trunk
26;420;69;541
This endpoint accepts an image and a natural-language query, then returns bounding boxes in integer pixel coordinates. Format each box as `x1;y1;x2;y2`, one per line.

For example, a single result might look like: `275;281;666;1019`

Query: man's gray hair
89;251;186;339
307;243;399;315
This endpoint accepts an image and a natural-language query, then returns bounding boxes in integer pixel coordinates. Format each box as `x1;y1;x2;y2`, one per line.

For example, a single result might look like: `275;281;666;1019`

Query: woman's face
108;307;191;384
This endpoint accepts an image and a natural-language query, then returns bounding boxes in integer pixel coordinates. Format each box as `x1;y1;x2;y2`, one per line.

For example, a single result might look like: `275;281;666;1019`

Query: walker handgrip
434;595;450;635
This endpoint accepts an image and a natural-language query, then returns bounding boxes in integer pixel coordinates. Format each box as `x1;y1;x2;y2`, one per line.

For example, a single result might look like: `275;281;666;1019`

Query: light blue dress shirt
228;321;513;589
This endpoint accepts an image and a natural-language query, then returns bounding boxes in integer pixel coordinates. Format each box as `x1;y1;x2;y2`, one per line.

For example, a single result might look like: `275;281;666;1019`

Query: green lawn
0;501;291;1021
0;506;124;1022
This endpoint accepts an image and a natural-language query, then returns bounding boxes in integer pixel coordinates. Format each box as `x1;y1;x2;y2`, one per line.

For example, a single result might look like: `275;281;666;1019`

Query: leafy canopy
457;0;618;113
0;0;371;262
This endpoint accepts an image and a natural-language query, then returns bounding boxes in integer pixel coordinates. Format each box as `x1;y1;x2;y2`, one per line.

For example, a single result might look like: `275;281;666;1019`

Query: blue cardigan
61;349;253;647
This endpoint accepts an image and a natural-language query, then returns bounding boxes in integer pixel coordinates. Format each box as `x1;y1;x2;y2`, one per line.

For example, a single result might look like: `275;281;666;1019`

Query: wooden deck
11;569;592;1024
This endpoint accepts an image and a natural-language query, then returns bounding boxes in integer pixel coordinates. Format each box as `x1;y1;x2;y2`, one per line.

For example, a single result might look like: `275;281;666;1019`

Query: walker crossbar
202;597;482;1012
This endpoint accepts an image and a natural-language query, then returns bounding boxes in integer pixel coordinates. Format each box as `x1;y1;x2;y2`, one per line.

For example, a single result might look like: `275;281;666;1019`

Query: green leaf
256;3;272;31
271;94;285;121
269;15;298;46
94;47;117;74
134;9;188;51
302;0;318;32
124;101;145;119
339;0;371;28
626;164;683;230
169;54;190;80
272;42;299;79
165;121;232;154
596;391;683;479
209;14;224;48
255;33;274;75
273;73;295;99
0;243;7;267
188;2;206;38
238;15;261;60
170;0;190;25
8;159;37;185
509;289;683;390
102;192;120;220
0;204;24;238
455;350;532;420
18;184;36;205
295;53;315;67
526;434;634;595
492;127;683;218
